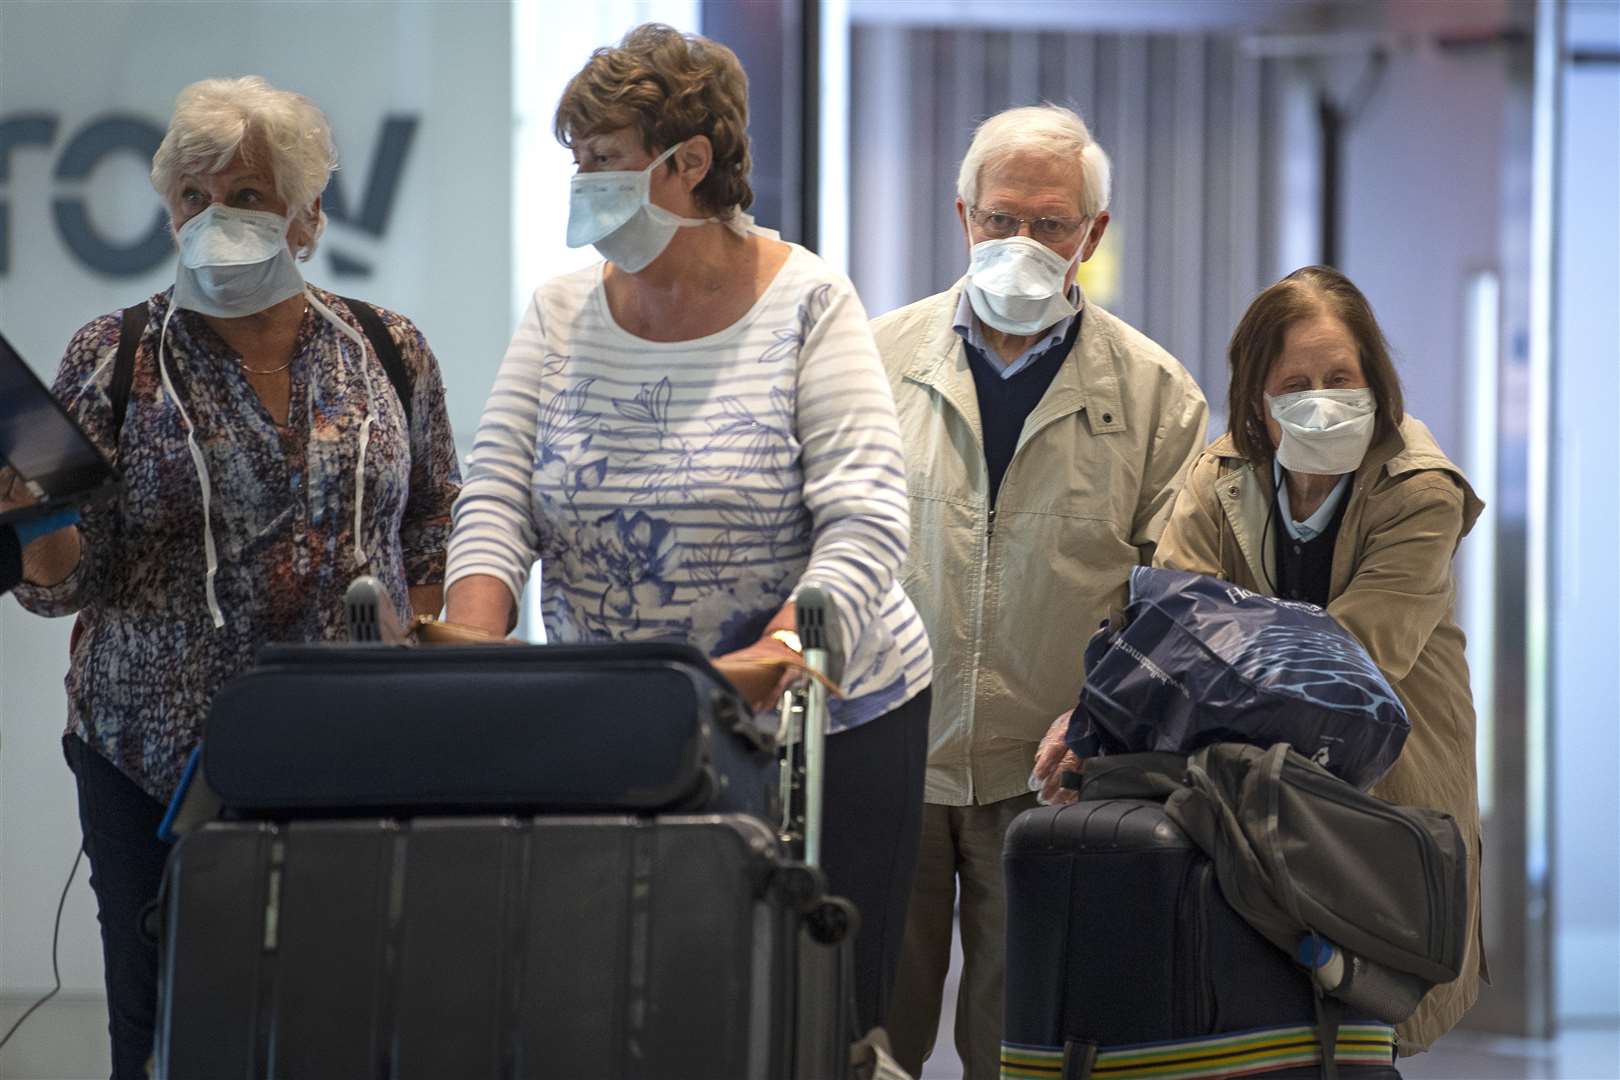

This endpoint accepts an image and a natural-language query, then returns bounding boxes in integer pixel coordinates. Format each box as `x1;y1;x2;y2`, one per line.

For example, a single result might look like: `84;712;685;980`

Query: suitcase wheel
772;863;826;911
806;896;860;946
139;899;162;946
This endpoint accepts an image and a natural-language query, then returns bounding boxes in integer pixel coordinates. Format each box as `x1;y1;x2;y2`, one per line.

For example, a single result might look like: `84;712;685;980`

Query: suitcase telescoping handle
794;586;839;869
345;574;410;645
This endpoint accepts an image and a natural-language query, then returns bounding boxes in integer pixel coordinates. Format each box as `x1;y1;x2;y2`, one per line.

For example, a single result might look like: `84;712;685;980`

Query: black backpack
106;296;413;439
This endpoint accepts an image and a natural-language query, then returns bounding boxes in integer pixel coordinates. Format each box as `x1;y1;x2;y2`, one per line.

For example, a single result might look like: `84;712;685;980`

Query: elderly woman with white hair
871;103;1207;1078
9;76;460;1078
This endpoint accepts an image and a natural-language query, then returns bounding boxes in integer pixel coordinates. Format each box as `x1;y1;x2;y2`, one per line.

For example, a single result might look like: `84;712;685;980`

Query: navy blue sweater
962;315;1082;508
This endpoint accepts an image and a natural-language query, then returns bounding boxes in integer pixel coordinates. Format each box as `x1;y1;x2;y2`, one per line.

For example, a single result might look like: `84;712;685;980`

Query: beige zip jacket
1154;417;1488;1053
873;282;1207;806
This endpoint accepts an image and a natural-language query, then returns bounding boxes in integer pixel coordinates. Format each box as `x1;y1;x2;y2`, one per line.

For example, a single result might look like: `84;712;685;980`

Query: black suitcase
203;642;778;819
1002;798;1401;1079
155;813;853;1080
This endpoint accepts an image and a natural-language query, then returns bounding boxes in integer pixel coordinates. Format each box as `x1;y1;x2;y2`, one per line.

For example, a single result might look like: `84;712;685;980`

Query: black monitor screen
0;331;115;496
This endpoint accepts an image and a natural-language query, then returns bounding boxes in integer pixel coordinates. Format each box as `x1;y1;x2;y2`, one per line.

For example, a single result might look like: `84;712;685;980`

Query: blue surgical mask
172;204;306;318
566;142;725;273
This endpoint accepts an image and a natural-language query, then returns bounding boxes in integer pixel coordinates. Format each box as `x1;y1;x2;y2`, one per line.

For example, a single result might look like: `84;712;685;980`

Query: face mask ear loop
305;291;375;568
648;141;683;174
640;143;721;229
156;303;226;629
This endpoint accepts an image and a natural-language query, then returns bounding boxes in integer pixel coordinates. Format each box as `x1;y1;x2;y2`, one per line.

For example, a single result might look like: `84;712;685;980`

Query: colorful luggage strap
1001;1023;1396;1080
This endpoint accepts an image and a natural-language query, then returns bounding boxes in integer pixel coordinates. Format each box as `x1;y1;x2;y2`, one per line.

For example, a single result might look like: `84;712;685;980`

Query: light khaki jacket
873;282;1207;806
1154;417;1488;1054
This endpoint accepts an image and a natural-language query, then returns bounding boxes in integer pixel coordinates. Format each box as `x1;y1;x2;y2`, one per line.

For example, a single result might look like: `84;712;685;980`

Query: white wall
0;2;511;1074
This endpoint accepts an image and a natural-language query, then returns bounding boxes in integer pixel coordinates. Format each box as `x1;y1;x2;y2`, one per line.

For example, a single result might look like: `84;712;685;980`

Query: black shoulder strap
109;302;150;439
339;297;413;427
110;298;414;436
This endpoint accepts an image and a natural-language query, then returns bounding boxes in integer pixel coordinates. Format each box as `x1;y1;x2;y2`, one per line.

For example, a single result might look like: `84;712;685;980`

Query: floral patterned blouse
14;286;461;801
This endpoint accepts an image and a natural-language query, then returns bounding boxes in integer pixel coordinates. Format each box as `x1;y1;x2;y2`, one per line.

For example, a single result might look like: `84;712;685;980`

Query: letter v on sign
322;116;419;276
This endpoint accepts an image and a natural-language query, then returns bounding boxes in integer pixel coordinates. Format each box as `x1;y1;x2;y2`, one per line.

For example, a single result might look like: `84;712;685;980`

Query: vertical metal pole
1471;0;1561;1038
1522;0;1563;1034
1317;93;1341;268
800;0;822;252
802;646;829;869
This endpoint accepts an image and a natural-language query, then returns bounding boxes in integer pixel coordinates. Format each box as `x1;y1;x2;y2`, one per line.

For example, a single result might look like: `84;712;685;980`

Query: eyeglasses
969;206;1088;244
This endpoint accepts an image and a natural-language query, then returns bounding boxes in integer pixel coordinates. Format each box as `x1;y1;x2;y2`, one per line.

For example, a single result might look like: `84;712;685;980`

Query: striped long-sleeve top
446;246;931;730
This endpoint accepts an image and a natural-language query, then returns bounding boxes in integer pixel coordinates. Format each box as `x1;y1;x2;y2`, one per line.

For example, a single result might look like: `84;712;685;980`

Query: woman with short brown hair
446;24;933;1038
554;22;754;219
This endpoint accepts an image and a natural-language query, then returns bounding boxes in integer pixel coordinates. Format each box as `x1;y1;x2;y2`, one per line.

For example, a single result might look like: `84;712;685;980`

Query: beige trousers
887;793;1039;1080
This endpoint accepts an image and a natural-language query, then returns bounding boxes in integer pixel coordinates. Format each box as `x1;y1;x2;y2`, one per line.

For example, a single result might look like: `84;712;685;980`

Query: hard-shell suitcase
203;641;778;820
156;813;852;1080
1001;798;1401;1079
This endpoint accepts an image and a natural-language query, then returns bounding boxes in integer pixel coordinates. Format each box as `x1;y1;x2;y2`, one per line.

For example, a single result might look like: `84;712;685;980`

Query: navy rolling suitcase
202;642;778;820
1002;799;1401;1079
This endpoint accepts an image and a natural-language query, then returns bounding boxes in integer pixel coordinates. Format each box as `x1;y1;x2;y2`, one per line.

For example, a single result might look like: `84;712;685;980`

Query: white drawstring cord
155;303;226;629
303;290;376;569
141;292;379;629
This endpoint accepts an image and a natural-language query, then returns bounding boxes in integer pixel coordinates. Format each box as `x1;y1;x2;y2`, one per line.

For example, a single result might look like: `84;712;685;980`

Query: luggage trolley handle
344;574;410;645
780;586;840;870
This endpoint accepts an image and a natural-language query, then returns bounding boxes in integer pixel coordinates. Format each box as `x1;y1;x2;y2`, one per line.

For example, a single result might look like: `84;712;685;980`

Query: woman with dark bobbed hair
445;25;932;1037
1155;266;1487;1055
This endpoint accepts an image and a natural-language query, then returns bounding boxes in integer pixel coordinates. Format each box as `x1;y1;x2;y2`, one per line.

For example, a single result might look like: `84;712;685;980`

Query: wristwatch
769;628;803;654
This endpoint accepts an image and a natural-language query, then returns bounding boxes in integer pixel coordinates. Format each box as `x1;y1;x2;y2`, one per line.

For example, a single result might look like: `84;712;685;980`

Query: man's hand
1031;708;1082;805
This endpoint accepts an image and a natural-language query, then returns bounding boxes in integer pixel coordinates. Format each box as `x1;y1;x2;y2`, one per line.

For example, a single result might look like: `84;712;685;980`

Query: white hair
956;103;1112;219
150;76;338;260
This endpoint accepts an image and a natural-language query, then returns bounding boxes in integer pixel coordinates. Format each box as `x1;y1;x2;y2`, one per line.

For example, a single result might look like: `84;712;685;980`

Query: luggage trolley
152;580;883;1080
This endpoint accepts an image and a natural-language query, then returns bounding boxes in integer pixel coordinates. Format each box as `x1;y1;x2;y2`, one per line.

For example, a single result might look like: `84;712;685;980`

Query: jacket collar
1205;442;1276;590
900;278;1129;451
1204;415;1484;591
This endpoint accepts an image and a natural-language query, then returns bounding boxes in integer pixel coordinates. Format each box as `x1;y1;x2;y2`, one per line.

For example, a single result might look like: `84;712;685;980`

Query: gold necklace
239;358;292;375
238;301;305;375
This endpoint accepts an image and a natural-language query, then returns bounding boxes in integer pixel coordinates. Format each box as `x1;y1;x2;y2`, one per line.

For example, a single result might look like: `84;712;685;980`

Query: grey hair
150;76;338;260
956;103;1112;219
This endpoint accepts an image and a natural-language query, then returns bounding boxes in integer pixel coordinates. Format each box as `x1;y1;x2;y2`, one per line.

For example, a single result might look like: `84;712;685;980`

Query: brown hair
553;23;754;217
1227;265;1405;463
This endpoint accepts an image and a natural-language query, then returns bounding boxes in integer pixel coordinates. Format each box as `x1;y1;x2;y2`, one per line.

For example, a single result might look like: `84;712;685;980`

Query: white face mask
1266;387;1377;475
173;205;306;318
963;235;1083;335
567;142;738;273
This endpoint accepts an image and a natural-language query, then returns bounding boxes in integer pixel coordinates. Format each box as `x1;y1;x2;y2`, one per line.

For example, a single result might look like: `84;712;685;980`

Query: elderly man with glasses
873;104;1208;1079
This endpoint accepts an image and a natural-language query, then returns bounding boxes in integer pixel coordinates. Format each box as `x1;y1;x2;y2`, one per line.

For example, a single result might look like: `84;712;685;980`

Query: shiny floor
914;924;1620;1080
1401;1028;1620;1080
